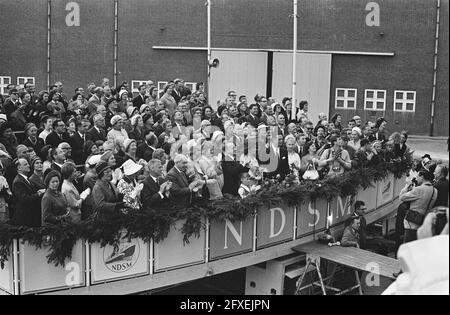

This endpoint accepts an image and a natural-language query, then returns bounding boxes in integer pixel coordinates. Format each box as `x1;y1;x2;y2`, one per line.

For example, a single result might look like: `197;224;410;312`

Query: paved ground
408;137;449;163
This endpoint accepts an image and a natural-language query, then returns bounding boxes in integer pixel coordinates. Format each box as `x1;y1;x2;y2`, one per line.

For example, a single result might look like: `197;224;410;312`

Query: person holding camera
319;135;352;177
400;169;438;243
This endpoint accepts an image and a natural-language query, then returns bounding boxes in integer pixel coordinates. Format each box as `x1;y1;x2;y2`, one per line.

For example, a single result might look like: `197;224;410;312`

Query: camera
434;207;448;236
411;177;419;186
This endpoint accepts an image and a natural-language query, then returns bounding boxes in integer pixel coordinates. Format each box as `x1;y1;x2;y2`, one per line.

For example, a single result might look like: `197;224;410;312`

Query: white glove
80;188;91;200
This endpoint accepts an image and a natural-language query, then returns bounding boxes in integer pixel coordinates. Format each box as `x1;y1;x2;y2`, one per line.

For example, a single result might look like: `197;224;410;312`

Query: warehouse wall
0;0;447;136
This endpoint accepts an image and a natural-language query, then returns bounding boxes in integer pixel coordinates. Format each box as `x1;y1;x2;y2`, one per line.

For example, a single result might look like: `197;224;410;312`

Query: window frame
335;88;357;109
364;89;387;111
131;80;148;97
0;76;12;95
393;90;416;113
17;76;35;87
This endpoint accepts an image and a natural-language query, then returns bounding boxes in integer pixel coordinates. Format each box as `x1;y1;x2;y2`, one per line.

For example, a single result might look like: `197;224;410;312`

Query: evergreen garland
0;150;413;268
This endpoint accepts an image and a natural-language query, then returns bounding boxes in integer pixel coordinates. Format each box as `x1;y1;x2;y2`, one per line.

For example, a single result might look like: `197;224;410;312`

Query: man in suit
87;114;107;142
295;133;309;158
246;104;261;129
69;119;92;165
45;119;70;148
166;154;200;207
50;147;66;173
132;84;147;108
221;142;249;196
141;159;172;210
2;88;20;118
137;132;158;162
266;134;290;181
87;87;104;115
171;79;183;104
11;159;45;227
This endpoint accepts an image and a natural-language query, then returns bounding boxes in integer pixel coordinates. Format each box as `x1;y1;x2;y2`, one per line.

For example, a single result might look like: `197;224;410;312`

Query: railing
0;174;406;295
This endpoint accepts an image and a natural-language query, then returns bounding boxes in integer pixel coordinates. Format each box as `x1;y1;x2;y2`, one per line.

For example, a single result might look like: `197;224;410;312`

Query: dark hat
44;170;61;188
95;161;111;178
30;157;42;171
9;88;19;95
421;154;432;160
418;169;435;181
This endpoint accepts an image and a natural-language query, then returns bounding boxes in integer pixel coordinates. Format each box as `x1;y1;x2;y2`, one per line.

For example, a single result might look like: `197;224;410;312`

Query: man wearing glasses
3;88;20;118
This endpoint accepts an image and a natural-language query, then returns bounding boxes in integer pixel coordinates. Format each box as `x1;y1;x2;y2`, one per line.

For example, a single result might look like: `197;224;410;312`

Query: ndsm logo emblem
103;238;140;273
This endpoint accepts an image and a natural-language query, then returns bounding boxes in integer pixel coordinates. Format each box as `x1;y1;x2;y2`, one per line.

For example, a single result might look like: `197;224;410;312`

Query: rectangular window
364;89;386;111
393;90;416;112
184;82;196;93
0;76;12;95
335;88;357;109
17;76;35;87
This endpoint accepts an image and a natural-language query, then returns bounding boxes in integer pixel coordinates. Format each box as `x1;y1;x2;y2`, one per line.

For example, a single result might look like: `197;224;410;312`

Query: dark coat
11;174;42;227
87;127;107;143
221;160;249;196
136;142;155;162
166;166;193;207
132;94;147;109
45;131;70;148
22;137;45;157
245;114;260;129
92;179;119;221
69;132;92;165
140;176;169;210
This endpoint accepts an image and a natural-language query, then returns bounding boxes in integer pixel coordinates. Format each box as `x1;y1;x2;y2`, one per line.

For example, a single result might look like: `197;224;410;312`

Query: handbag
303;163;319;180
405;187;435;226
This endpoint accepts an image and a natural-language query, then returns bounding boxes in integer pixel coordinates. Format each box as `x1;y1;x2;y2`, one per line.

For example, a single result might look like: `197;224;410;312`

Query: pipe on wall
47;0;51;89
113;0;119;88
430;0;441;136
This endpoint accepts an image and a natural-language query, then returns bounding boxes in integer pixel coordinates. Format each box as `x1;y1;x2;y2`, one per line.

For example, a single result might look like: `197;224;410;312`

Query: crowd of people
0;78;446;231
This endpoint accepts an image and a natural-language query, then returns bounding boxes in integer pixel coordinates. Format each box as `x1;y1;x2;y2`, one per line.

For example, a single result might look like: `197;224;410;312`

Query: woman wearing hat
348;127;362;151
61;162;89;223
107;115;129;150
117;160;144;210
41;170;70;226
100;150;122;185
91;161;125;221
47;91;65;119
83;140;100;162
122;139;139;163
128;114;146;144
22;123;45;156
29;157;46;191
160;84;177;117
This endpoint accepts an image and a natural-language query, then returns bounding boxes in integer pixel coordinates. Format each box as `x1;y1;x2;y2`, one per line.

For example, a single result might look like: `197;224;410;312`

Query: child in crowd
238;172;261;199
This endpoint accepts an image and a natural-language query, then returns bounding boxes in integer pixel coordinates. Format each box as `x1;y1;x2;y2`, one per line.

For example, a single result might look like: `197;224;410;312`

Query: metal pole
47;0;51;89
114;0;119;88
206;0;212;100
430;0;441;136
292;0;298;119
13;239;19;295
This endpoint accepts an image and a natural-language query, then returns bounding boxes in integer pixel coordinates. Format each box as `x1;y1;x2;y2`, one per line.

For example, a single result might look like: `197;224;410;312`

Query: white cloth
383;235;449;295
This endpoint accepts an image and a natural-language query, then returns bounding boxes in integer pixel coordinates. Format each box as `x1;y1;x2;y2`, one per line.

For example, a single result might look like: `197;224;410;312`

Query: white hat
121;159;143;176
352;127;362;136
0;114;7;121
110;115;122;126
86;155;102;168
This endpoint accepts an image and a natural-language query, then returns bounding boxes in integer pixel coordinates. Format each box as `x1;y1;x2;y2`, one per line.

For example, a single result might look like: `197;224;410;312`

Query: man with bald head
12;158;45;227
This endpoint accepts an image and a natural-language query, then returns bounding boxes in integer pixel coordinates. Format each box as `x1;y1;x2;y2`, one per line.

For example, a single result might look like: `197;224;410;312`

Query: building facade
0;0;448;136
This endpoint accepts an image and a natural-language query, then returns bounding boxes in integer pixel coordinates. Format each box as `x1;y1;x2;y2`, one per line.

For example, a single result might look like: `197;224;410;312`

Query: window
364;89;386;111
17;76;35;87
131;80;148;96
185;82;197;93
0;76;11;95
393;90;416;112
335;88;357;109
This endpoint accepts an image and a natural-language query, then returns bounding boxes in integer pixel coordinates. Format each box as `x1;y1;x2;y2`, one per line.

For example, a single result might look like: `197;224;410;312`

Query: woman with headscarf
41;170;70;226
348;127;362;151
22;123;45;156
107;115;129;150
117;159;144;210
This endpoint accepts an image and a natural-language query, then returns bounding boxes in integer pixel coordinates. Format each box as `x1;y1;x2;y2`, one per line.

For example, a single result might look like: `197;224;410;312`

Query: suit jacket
45;131;70;148
369;132;386;143
246;114;260;129
92;179;119;221
136;142;155;162
140;176;169;210
22;137;45;157
171;89;182;104
69;132;92;165
262;145;290;181
166;167;193;207
11;174;42;227
2;99;18;117
221;159;249;196
132;94;147;108
87;127;107;143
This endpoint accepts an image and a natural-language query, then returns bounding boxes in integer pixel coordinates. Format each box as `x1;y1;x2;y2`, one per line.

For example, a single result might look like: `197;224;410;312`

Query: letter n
224;219;243;249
